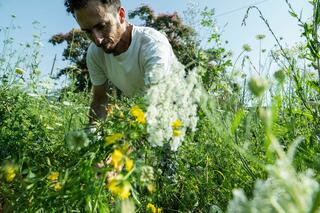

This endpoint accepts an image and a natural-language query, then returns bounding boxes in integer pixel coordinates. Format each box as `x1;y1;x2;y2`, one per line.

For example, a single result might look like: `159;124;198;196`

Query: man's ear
118;7;126;23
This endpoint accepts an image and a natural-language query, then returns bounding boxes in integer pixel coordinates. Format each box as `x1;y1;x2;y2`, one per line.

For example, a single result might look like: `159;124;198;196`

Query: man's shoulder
87;42;104;59
86;42;106;68
133;25;169;45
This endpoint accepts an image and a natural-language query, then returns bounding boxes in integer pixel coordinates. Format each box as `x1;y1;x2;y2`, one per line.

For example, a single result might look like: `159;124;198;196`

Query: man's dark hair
64;0;121;14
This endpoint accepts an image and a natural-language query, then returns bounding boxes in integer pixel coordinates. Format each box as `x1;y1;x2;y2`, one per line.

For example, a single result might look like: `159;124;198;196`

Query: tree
49;29;91;92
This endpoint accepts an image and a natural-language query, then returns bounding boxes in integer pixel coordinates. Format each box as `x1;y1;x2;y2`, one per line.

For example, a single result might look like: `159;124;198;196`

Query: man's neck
113;23;133;56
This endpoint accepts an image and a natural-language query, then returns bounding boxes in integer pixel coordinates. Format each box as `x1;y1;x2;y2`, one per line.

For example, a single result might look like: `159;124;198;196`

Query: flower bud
248;76;269;97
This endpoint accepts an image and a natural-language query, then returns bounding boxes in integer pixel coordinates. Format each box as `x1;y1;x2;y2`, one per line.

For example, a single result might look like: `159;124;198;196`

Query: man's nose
92;30;103;46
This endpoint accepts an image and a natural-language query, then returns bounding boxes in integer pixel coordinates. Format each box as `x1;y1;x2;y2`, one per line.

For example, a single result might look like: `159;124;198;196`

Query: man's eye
97;23;106;30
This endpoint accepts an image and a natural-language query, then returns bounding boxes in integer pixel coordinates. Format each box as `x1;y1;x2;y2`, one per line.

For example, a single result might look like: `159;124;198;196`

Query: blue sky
0;0;312;78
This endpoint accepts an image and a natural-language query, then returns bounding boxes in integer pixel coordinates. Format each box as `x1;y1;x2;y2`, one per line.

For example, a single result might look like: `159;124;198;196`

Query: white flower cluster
144;60;201;151
227;152;320;213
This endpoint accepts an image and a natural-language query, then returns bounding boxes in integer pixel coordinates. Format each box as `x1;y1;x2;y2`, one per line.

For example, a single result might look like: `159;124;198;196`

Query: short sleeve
142;31;176;86
86;43;108;86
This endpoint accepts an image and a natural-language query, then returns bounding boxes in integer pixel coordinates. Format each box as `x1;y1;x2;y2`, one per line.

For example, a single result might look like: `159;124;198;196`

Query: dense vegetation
1;1;320;212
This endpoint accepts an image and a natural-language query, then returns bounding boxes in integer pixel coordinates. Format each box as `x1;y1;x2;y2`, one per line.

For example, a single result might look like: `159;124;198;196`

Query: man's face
74;0;125;54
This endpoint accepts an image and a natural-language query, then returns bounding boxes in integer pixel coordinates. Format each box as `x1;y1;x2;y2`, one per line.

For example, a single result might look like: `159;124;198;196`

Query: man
64;0;177;125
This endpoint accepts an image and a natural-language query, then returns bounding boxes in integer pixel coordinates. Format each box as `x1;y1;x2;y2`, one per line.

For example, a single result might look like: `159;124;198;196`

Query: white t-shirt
86;25;177;96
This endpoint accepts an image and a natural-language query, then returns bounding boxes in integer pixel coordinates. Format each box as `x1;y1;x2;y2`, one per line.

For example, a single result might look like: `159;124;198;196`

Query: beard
101;42;117;54
101;23;123;55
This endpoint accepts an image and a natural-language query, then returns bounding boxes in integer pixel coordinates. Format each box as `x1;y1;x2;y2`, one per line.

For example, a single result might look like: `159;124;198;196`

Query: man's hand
89;81;108;125
84;123;97;134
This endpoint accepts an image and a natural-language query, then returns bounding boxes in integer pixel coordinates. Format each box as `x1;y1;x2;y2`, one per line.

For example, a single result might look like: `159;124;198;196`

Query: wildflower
146;203;156;213
227;144;320;213
27;93;39;98
171;137;183;151
147;183;156;193
107;176;131;200
130;105;146;124
111;149;123;170
129;131;139;140
145;61;200;151
172;119;183;138
146;203;162;213
39;77;54;90
54;183;62;191
118;181;131;199
15;67;25;75
33;41;43;47
65;131;90;151
105;133;123;145
4;165;16;182
255;34;266;40
6;172;16;182
171;119;183;129
242;44;252;52
125;158;134;172
48;171;59;181
274;69;286;84
259;108;272;129
248;76;269;97
140;166;155;183
173;130;182;137
62;101;72;106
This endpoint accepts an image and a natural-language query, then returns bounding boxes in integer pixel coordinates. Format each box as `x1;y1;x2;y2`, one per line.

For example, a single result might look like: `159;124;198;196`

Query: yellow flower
47;171;59;181
147;203;157;213
125;158;134;172
107;177;131;200
105;133;124;145
15;67;25;75
173;130;182;137
6;172;16;182
54;183;62;191
108;177;119;191
5;166;16;182
130;105;146;124
118;181;131;199
111;149;123;170
146;203;162;213
147;183;156;193
172;119;183;129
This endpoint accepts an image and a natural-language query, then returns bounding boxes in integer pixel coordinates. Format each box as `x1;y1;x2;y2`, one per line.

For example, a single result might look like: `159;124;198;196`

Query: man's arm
89;81;108;125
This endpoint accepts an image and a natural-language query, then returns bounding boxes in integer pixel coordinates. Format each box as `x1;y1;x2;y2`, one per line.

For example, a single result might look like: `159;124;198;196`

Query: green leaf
231;108;246;134
306;80;320;94
310;190;320;213
289;10;298;18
